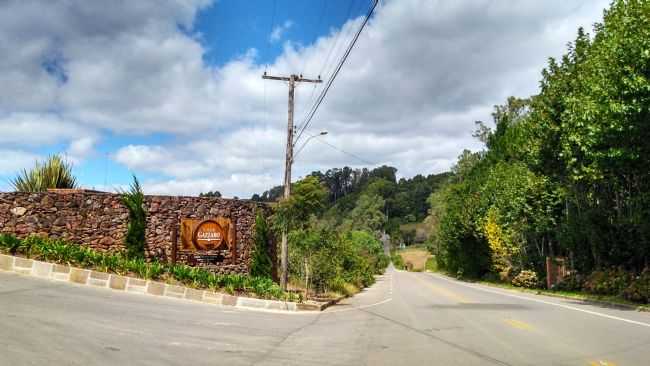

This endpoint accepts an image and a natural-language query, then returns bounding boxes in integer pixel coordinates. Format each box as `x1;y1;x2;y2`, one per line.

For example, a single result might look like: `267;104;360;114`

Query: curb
0;253;310;313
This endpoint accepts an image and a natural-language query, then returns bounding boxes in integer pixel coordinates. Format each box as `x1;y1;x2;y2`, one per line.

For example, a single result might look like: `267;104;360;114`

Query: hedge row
554;268;650;304
0;234;297;301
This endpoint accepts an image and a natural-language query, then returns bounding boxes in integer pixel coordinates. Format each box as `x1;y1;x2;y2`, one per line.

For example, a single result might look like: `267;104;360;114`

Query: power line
299;0;329;77
294;0;378;146
297;0;358;128
309;134;377;166
264;0;278;73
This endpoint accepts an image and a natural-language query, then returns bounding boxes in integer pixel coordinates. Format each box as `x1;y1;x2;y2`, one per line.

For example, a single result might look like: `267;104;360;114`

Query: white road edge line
325;297;393;314
326;271;395;314
427;272;650;328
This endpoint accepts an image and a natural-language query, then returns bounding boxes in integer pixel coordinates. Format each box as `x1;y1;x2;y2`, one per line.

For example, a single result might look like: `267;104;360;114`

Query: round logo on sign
192;220;225;250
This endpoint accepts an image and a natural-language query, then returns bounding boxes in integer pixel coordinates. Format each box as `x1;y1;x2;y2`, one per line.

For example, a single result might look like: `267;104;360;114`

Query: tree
346;193;386;232
431;0;650;280
199;191;221;198
12;154;77;192
120;175;146;259
250;213;273;278
273;176;328;232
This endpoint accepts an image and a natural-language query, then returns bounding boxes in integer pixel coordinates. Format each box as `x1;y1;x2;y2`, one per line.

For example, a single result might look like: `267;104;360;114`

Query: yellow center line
589;361;618;366
409;272;471;303
503;319;533;331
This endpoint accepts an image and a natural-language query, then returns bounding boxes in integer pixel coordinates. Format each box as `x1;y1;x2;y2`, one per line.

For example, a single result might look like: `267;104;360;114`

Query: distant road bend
1;267;649;365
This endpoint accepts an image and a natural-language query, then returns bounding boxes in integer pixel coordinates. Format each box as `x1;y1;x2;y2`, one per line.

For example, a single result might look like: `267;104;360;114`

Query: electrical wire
296;0;358;131
308;133;376;166
294;0;378;146
264;0;278;73
299;0;328;77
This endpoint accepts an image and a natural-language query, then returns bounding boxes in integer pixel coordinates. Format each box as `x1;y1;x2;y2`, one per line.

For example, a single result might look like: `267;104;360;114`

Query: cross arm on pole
295;77;322;84
262;75;291;82
262;73;323;84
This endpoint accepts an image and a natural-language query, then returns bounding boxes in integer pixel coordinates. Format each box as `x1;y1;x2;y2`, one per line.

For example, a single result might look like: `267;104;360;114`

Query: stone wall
0;190;271;275
144;195;266;274
0;191;128;251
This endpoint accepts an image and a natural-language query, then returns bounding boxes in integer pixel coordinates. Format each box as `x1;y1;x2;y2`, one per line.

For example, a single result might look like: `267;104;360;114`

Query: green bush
583;268;631;296
553;272;584;292
11;154;78;192
120;175;146;259
0;233;23;255
391;252;405;270
511;270;539;288
287;227;388;294
250;213;273;278
0;234;293;301
622;269;650;304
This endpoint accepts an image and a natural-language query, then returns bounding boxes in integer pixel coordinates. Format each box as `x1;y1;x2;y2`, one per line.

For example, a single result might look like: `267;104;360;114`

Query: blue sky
196;0;370;67
0;0;609;197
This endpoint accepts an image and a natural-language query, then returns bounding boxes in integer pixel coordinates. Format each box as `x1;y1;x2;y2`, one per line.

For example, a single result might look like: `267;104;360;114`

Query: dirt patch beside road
398;247;431;271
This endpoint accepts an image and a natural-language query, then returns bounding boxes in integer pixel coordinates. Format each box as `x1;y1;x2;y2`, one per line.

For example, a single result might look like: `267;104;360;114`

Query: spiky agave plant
12;154;78;192
119;175;146;259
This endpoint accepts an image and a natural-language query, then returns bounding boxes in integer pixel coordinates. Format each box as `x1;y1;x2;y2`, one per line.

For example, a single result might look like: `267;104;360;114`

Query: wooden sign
193;220;225;250
180;217;236;253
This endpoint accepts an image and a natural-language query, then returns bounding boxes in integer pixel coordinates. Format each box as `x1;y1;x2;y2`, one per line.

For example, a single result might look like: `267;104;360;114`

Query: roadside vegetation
6;1;646;308
11;154;77;192
424;0;650;305
272;176;389;298
391;251;406;270
0;234;296;301
250;212;274;279
256;165;449;244
119;175;146;259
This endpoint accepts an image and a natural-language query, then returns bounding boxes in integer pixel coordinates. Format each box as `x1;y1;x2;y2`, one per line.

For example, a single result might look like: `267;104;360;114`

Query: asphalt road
1;267;649;366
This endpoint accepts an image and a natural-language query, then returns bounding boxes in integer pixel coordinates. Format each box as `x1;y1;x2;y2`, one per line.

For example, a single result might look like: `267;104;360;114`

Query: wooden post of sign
171;223;178;265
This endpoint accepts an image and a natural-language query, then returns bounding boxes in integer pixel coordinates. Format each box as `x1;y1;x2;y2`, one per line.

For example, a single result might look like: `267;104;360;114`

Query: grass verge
476;280;650;312
423;267;649;311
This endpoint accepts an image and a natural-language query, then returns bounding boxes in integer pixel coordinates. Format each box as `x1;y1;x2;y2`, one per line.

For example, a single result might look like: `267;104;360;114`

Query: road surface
1;267;649;365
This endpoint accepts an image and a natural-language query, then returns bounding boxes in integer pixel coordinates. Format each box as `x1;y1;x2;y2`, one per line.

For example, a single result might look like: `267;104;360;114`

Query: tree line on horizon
251;165;450;241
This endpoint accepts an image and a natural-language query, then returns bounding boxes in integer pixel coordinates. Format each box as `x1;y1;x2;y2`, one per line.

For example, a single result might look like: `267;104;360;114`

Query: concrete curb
0;253;314;313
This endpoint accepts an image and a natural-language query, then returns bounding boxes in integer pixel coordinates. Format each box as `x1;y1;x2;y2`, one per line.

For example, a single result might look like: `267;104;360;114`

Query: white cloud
0;149;39;175
65;136;96;164
0;0;610;196
270;20;293;43
0;113;94;146
142;174;277;198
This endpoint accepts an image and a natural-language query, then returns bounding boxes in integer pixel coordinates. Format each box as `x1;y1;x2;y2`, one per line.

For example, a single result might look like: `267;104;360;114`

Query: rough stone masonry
0;190;272;275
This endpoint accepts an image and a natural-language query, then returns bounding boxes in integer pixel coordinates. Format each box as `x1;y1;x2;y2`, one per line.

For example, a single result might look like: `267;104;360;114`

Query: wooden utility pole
262;72;322;290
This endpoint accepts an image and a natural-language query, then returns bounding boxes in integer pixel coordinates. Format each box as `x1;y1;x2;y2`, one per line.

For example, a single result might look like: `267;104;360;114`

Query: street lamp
293;131;328;160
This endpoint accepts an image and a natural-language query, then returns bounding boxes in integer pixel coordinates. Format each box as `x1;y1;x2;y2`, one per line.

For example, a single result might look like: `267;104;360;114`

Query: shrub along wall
0;190;270;275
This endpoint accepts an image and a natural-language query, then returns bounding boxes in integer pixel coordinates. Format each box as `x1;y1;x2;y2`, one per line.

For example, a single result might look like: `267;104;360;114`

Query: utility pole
262;72;322;290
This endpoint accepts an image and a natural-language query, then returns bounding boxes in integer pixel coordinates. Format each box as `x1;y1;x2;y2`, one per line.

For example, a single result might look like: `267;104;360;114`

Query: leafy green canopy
430;0;650;280
12;154;78;192
270;174;390;295
256;165;450;232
